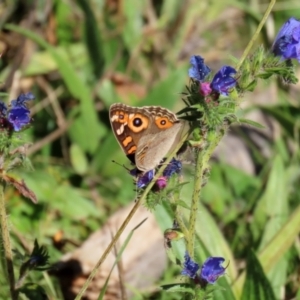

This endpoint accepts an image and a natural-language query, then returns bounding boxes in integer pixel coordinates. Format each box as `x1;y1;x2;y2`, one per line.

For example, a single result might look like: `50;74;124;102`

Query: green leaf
122;0;144;50
76;0;105;79
19;283;48;300
233;201;300;298
160;283;195;294
241;250;276;300
238;118;265;129
23;43;87;76
258;105;298;138
257;156;289;295
142;65;187;109
177;200;191;210
70;144;88;175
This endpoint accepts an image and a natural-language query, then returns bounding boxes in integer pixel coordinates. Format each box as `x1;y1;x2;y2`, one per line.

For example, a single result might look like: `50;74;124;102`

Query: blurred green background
1;0;300;299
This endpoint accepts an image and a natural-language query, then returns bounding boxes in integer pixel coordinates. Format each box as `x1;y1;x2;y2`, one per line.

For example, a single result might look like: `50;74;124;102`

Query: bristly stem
0;183;17;300
187;148;204;257
74;129;191;300
236;0;276;71
187;130;224;257
186;0;276;258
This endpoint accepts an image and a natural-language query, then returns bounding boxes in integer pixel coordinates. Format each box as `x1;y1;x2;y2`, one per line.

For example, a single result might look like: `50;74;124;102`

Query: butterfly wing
109;103;152;164
135;120;187;172
110;103;189;172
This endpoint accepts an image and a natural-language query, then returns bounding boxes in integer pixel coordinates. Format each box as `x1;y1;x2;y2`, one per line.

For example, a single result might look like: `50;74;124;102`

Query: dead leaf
2;174;37;203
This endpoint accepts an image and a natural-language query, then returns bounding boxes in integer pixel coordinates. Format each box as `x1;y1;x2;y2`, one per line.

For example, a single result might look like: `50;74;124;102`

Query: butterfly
109;103;188;172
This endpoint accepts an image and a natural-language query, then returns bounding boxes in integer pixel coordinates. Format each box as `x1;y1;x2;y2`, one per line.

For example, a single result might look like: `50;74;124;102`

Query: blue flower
11;92;35;108
0;93;34;131
210;66;237;96
130;158;182;189
181;252;200;279
200;257;226;284
163;158;182;177
189;55;211;82
135;169;155;188
272;17;300;62
7;106;31;131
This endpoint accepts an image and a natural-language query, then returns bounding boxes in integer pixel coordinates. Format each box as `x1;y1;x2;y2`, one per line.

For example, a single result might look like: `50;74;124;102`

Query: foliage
0;0;300;300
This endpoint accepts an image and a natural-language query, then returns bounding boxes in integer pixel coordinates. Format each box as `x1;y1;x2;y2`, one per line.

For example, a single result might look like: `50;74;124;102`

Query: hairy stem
186;0;276;257
187;148;204;257
187;130;224;257
0;184;17;300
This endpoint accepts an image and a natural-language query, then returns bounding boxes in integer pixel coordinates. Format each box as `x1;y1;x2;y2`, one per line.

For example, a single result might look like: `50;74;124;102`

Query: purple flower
181;252;200;279
163;158;182;177
272;17;300;62
0;93;34;132
135;169;155;188
189;55;211;82
154;176;167;190
11;92;35;108
181;253;226;285
8;106;31;131
210;66;237;96
200;257;226;284
130;158;182;189
199;82;212;96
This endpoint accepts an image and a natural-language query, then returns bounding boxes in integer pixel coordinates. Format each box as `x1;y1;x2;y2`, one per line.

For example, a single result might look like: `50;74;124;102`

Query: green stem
186;0;276;257
187;131;224;257
187;148;204;257
236;0;276;71
75;129;191;300
0;184;17;300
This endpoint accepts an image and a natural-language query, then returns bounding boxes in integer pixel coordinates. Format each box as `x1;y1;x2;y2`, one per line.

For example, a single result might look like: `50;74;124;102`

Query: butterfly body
109;103;187;172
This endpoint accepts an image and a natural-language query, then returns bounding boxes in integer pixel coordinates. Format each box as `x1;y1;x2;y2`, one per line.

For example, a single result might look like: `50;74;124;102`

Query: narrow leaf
241;250;276;300
238;118;265;129
161;283;195;295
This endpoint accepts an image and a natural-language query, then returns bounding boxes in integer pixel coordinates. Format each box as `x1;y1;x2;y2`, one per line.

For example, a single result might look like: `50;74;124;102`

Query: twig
27;121;72;155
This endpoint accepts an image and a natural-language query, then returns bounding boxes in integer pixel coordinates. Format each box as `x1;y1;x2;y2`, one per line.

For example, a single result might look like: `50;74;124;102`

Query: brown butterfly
109;103;188;172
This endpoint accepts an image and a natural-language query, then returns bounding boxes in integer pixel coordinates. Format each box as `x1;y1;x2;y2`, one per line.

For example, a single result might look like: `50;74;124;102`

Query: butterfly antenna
111;160;131;172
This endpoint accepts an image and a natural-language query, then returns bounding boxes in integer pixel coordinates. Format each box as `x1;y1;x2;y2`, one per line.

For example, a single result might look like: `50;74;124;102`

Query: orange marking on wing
122;136;132;147
115;111;129;123
127;145;137;154
155;117;174;129
128;113;149;133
